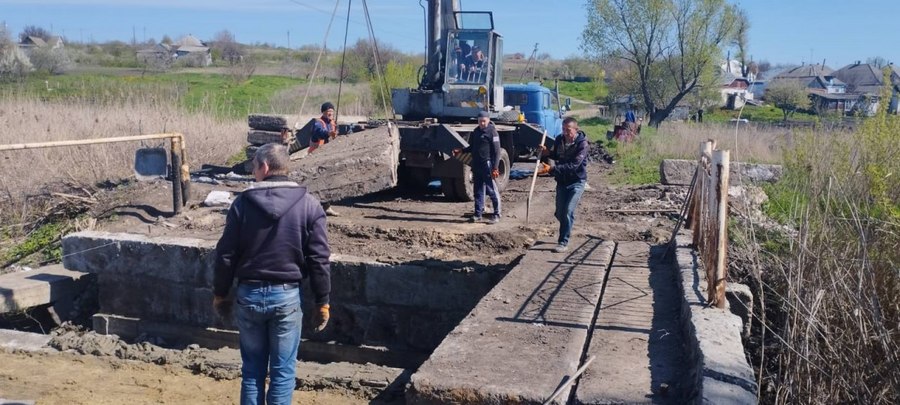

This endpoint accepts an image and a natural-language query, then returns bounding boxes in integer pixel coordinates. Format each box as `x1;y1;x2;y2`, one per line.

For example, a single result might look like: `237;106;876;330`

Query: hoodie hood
243;183;308;220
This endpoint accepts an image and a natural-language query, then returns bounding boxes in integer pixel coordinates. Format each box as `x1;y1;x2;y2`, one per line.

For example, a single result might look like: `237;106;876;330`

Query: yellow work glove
313;304;330;333
537;162;552;175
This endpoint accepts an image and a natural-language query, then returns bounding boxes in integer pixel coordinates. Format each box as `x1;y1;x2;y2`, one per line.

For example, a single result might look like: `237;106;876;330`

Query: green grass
704;104;817;124
1;72;305;119
557;80;603;103
579;116;661;184
0;221;67;267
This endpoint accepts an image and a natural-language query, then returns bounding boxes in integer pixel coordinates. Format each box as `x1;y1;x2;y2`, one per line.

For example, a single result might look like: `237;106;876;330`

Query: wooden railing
685;140;731;308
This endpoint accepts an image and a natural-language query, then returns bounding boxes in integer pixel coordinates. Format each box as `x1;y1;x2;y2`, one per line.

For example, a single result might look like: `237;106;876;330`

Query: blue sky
2;0;898;68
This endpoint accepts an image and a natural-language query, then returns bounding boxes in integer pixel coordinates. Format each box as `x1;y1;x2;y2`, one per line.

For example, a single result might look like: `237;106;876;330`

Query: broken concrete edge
92;313;427;369
0;264;92;315
673;232;758;404
0;329;53;352
660;159;783;186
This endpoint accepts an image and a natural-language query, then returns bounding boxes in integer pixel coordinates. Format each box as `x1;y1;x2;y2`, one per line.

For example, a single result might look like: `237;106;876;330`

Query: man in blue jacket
457;111;501;224
542;117;590;253
213;143;332;405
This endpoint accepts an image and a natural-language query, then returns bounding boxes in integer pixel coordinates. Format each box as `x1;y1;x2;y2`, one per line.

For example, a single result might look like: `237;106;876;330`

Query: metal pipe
0;133;183;151
0;133;190;215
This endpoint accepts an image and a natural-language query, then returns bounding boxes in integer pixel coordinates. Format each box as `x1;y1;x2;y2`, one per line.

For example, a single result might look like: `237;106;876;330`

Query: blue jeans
473;160;500;217
555;180;586;246
234;282;302;405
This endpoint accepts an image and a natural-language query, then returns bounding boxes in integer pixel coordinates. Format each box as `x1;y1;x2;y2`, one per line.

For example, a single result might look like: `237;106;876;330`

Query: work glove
313;304;330;333
212;295;232;319
491;169;500;179
451;148;461;157
537;162;552;176
328;128;338;140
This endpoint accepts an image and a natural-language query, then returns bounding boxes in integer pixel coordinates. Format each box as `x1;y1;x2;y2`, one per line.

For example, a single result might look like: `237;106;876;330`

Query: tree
161;35;173;45
29;46;72;74
1;25;32;80
867;56;889;69
212;30;243;65
766;80;810;121
19;25;52;43
732;8;751;78
582;0;739;126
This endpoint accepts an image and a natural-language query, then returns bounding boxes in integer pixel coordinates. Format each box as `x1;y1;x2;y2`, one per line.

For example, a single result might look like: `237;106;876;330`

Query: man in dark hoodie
213;143;331;405
541;117;590;253
456;110;501;224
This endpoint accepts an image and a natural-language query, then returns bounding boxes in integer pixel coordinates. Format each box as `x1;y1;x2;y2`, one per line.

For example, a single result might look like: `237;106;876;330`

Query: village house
832;62;900;115
136;34;211;67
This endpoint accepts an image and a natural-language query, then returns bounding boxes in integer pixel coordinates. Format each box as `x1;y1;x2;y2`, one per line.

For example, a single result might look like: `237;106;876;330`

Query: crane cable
335;0;353;123
361;0;394;119
298;0;341;116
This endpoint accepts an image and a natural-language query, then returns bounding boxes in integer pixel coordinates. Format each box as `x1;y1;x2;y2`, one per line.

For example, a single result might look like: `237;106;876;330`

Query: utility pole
132;25;136;46
287;30;291;49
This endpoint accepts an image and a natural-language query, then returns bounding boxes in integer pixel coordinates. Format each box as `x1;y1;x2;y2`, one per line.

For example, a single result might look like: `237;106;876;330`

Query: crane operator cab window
447;31;490;85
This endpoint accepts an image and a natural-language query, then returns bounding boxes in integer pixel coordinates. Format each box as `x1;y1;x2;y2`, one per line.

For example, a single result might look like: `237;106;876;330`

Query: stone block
660;159;783;186
287;123;400;203
0;264;92;319
247;130;290;146
97;274;227;329
364;263;495;311
62;231;216;288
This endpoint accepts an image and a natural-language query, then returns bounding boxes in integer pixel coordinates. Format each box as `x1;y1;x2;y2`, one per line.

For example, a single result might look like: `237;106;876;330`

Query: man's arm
310;120;329;143
551;139;589;177
213;199;243;297
304;205;332;306
489;126;501;171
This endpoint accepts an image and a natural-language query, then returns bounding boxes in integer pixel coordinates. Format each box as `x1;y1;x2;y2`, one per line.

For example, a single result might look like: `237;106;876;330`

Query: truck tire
495;148;511;191
441;165;474;202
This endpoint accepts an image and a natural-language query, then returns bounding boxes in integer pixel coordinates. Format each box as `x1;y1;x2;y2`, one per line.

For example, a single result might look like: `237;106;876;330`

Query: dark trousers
473;159;500;217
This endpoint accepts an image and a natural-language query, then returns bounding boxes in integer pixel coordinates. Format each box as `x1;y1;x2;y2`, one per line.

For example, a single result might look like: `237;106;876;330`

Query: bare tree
732;8;751;78
212;29;243;65
582;0;740;126
19;25;52;43
867;56;889;69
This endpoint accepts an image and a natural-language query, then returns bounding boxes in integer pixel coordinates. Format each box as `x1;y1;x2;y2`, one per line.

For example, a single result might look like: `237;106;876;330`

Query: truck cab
503;83;564;142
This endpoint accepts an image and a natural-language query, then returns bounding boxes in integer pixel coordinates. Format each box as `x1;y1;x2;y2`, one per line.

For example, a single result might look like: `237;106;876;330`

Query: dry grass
269;82;375;117
734;95;900;403
655;122;792;164
0;96;245;226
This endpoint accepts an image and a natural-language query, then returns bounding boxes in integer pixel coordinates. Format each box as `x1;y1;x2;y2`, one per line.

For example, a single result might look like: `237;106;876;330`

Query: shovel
526;131;548;225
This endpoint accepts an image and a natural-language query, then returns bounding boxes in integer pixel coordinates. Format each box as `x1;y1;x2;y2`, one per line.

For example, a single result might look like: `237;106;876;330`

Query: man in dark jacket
213;143;331;405
457;110;501;224
541;117;590;253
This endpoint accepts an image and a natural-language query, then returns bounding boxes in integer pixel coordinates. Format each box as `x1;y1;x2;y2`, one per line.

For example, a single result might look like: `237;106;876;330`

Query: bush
28;47;73;75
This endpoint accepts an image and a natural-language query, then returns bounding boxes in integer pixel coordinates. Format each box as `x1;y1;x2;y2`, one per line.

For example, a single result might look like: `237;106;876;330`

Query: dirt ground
2;148;687;404
0;350;367;405
93;158;683;266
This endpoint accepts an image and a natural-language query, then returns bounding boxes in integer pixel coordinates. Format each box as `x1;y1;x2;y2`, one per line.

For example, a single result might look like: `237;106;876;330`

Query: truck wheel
495;148;511;192
441;165;474;202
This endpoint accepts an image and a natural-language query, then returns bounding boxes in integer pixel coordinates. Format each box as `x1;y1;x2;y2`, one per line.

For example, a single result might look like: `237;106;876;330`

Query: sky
1;0;898;69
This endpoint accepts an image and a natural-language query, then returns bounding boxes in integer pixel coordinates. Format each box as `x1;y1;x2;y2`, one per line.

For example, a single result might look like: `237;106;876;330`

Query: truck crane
391;0;567;201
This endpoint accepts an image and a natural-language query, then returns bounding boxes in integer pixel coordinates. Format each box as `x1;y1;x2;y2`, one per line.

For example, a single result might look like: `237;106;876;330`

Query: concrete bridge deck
409;238;688;404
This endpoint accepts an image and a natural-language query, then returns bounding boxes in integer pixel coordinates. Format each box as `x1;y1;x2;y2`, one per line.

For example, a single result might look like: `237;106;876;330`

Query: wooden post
170;137;183;216
690;141;712;247
713;149;730;309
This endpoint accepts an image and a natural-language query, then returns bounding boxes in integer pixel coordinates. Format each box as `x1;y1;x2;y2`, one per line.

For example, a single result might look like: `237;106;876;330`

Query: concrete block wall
62;231;503;353
673;233;757;404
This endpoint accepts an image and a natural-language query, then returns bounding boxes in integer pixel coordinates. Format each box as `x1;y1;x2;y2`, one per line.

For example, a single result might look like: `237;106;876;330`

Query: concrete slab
288;123;400;203
0;264;91;316
0;399;36;405
575;242;687;404
0;329;52;352
660;159;783;186
408;238;615;405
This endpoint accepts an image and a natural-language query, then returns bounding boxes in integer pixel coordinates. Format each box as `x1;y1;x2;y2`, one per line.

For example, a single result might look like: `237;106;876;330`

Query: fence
684;140;731;309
